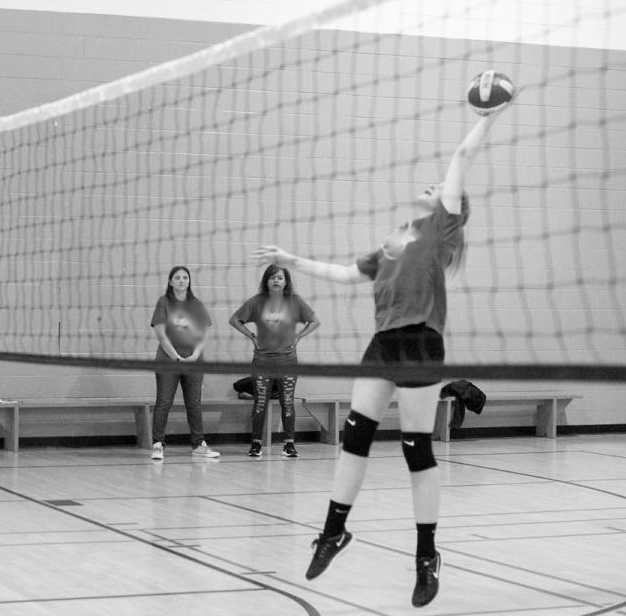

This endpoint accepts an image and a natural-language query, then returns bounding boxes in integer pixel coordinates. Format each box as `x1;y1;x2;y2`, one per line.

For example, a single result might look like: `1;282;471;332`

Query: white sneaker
151;442;164;460
192;441;221;458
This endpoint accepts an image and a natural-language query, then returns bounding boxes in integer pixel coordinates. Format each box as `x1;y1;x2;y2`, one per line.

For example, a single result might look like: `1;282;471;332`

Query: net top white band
0;0;382;134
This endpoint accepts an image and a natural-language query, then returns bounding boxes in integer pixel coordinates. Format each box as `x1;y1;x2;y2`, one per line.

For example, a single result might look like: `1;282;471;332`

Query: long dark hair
165;265;196;301
258;264;293;296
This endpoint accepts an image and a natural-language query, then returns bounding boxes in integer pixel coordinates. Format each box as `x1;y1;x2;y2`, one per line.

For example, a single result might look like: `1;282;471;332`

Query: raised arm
441;109;509;214
253;246;369;285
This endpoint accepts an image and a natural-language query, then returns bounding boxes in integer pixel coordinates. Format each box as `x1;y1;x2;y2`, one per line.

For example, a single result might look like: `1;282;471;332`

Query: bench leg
10;403;19;452
318;401;339;445
1;403;20;453
536;399;557;438
433;399;451;442
329;402;339;446
134;405;153;450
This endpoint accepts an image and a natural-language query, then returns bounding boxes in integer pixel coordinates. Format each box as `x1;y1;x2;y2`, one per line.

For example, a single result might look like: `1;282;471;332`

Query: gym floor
0;434;624;615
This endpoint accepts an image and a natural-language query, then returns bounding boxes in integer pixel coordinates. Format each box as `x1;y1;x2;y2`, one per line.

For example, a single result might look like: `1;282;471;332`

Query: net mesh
0;0;625;379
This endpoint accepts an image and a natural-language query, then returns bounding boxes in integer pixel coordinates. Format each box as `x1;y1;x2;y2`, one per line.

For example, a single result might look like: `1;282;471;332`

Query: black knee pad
342;410;379;457
401;432;437;472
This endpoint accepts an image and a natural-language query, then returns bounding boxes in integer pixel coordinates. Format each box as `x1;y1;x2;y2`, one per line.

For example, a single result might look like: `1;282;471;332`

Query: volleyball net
0;0;625;380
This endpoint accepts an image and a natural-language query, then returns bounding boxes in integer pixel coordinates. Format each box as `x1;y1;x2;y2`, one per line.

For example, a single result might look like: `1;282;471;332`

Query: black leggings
251;375;297;441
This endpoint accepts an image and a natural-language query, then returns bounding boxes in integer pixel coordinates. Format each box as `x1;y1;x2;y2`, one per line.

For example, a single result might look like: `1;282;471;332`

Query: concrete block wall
0;8;624;439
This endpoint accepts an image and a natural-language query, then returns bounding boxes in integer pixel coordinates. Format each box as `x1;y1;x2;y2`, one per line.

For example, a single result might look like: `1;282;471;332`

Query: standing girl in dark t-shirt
253;108;512;606
150;266;219;461
229;264;320;458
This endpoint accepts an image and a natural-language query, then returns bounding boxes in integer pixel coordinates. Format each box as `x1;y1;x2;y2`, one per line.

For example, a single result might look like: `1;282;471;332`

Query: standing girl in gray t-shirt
229;265;320;458
150;266;220;461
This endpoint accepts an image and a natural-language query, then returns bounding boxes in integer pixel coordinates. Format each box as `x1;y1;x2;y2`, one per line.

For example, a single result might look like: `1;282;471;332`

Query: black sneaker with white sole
282;442;298;457
412;551;441;607
305;530;352;580
248;441;262;457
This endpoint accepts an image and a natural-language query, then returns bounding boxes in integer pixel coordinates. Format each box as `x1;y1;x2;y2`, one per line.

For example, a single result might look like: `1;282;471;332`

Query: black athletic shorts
361;323;444;388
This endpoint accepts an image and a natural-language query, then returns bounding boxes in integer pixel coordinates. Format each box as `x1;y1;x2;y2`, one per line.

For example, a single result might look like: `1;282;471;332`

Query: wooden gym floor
0;434;624;615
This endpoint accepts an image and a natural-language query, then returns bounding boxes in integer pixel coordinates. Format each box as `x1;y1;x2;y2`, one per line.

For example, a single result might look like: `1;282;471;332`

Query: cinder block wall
0;9;624;439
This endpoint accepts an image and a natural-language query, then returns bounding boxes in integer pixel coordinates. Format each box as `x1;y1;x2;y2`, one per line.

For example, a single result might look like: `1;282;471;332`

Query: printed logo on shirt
169;311;203;339
261;304;289;329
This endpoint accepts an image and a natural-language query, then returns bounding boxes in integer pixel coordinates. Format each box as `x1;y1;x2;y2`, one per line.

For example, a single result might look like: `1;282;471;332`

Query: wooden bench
0;392;582;453
0;398;252;453
300;392;582;444
0;398;152;453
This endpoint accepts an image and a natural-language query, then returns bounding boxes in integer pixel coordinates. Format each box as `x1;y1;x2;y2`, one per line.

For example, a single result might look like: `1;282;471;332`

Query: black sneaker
282;442;298;457
412;551;441;607
248;441;262;457
305;531;352;580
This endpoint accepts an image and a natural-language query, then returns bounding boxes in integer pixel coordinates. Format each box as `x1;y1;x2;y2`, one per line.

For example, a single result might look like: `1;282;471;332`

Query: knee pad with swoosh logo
401;432;437;472
342;410;379;457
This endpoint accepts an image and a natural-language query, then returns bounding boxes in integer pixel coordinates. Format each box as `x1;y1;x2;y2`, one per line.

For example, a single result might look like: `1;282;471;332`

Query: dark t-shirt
150;295;212;359
356;201;464;335
232;294;316;361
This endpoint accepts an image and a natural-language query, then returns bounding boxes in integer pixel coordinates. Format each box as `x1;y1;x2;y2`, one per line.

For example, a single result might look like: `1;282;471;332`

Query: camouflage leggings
251;375;297;441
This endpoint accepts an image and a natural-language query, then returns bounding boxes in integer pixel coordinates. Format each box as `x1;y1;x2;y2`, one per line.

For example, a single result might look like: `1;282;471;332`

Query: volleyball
467;70;515;115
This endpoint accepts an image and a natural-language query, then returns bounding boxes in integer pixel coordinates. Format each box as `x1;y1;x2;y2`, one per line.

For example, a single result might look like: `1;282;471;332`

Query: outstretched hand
252;245;296;267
